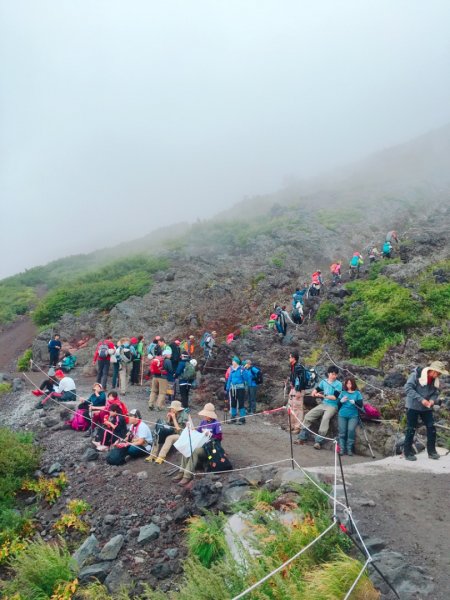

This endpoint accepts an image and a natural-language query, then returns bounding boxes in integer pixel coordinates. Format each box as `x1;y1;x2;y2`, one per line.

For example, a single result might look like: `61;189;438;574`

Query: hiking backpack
98;341;110;359
150;355;167;376
350;255;360;267
200;332;212;348
252;366;263;385
120;347;132;363
361;403;382;421
203;440;233;472
181;361;196;382
382;242;391;254
294;364;318;391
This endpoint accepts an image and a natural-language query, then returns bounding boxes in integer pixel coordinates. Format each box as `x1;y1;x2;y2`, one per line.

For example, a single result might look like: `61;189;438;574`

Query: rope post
287;408;295;470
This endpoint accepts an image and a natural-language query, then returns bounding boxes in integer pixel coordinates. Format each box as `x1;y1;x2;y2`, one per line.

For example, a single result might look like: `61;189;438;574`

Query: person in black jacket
48;334;62;366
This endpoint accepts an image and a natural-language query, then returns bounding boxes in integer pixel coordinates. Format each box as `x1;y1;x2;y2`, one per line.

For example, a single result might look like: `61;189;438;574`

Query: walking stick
336;449;353;533
358;417;376;459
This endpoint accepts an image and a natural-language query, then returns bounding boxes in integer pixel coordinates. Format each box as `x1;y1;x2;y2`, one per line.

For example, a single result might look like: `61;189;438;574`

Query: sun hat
428;361;449;375
232;356;241;365
130;337;138;344
190;359;198;367
54;370;65;378
92;382;103;390
198;403;218;420
169;400;184;412
128;409;141;418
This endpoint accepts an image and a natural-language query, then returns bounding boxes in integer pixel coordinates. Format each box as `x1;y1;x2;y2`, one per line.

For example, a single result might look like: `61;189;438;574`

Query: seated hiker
174;403;222;486
147;400;189;464
297;366;342;449
105;390;129;423
93;403;128;451
64;400;91;432
87;382;107;430
38;369;77;407
123;409;153;458
32;368;58;398
59;351;77;373
338;377;363;456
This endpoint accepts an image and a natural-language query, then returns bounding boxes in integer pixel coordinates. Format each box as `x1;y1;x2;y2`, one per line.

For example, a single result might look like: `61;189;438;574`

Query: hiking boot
178;478;192;487
238;419;246;425
172;472;184;481
404;454;417;461
347;450;353;457
154;456;165;464
428;452;440;460
84;429;93;438
145;454;156;463
313;443;321;450
148;405;155;411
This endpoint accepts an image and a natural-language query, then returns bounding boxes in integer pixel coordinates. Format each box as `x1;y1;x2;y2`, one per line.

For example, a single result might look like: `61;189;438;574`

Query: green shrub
33;256;168;326
2;538;77;599
17;349;33;372
420;334;450;351
0;283;36;325
342;277;420;358
0;382;12;395
420;282;450;320
0;429;39;509
316;301;339;325
186;514;226;568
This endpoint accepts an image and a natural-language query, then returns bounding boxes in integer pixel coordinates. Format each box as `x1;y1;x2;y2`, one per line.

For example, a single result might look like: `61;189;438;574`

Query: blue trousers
338;415;358;452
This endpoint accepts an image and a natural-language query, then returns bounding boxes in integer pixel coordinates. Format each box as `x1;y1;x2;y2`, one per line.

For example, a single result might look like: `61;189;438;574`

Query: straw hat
169;400;184;412
198;402;218;420
428;360;449;375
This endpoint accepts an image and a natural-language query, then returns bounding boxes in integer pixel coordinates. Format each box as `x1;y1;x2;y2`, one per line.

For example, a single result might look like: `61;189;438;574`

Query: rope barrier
343;558;371;600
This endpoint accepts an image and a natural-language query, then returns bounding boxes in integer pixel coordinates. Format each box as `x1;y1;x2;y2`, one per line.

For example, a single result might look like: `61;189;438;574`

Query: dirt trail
0;316;37;372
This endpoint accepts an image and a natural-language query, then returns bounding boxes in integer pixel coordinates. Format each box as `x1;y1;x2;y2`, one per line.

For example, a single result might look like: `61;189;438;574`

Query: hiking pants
289;390;304;431
179;384;191;409
119;362;130;395
248;386;257;415
49;350;59;366
111;362;120;388
404;409;436;456
96;360;110;389
130;359;141;384
180;447;207;481
338;415;359;453
149;377;169;409
158;433;180;458
127;445;150;458
230;387;246;422
299;403;337;444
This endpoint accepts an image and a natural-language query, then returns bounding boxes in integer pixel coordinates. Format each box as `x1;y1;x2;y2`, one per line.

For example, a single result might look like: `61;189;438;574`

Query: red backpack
150;356;167;376
361;403;381;421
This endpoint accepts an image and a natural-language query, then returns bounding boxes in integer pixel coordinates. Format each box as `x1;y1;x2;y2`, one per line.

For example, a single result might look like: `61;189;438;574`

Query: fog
1;0;450;279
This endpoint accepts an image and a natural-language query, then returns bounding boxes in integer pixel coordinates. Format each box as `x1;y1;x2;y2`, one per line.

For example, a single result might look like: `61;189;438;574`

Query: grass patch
0;429;40;509
186;513;226;568
0;282;36;325
17;348;33;372
0;382;12;395
33;255;168;326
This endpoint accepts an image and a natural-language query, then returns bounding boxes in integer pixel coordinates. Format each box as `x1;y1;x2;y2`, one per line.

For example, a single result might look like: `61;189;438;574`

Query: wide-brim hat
429;361;449;375
198;402;218;420
169;400;184;412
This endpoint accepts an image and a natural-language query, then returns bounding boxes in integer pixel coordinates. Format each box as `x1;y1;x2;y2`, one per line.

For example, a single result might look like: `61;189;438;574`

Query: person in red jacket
93;335;116;390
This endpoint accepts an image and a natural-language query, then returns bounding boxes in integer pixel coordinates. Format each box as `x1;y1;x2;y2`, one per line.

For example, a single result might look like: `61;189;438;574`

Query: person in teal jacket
226;356;247;424
338;377;363;456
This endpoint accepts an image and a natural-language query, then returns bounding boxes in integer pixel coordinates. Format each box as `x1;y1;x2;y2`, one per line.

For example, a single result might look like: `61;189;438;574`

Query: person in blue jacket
226;356;247;425
338;377;364;456
243;359;260;415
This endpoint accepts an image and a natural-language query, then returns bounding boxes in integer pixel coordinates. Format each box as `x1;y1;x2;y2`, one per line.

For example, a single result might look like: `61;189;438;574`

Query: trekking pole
336;448;353;533
287;408;295;470
337;519;400;600
358;417;376;459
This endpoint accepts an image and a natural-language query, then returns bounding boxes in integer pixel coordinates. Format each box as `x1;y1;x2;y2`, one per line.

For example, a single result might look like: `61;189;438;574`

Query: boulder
79;562;112;583
222;484;251;505
12;378;24;392
82;448;99;462
192;479;222;509
137;523;160;543
104;561;131;593
369;550;435;599
72;534;99;568
98;535;125;561
151;562;174;580
383;371;407;388
48;462;62;475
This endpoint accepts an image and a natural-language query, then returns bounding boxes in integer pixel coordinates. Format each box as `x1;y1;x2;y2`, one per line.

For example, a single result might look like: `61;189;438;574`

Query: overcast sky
1;1;449;279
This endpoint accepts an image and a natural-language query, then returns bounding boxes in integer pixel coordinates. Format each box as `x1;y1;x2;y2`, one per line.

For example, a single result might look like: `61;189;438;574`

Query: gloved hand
349;399;355;405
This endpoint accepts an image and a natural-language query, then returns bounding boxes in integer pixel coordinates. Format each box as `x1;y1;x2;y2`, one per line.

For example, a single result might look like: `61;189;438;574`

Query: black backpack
203;440;232;472
252;367;263;385
294;364;317;391
106;446;128;466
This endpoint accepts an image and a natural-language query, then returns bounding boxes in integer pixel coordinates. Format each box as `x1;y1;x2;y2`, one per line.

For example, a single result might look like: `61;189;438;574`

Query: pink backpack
67;408;90;431
361;403;381;421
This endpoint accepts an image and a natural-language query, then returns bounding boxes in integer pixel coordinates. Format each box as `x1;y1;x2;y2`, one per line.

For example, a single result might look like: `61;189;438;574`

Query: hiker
292;286;308;308
291;301;304;325
93;336;115;389
174;402;222;486
110;340;121;388
368;246;379;263
93;403;128;451
148;347;174;410
403;360;448;461
297;366;342;449
37;369;77;408
64;400;91;432
59;351;76;373
349;253;363;279
31;368;58;398
243;359;262;415
330;262;342;286
201;330;217;360
105;390;129;423
87;382;108;433
147;336;161;358
169;339;182;370
175;354;197;408
338;377;364;456
273;304;295;337
124;409;153;458
225;356;247;424
287;351;307;433
147;400;189;464
48;334;62;367
180;335;196;357
116;338;132;395
309;271;323;297
386;230;399;245
382;240;392;259
129;335;144;385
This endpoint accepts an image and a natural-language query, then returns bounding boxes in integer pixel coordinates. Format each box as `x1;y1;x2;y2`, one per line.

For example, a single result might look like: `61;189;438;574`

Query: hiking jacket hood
404;369;439;411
